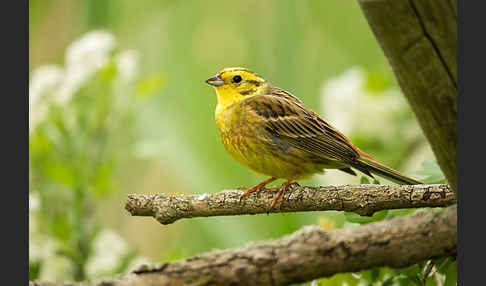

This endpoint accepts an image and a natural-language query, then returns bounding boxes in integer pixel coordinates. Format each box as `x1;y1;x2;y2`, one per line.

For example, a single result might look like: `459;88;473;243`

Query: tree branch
124;183;454;225
357;0;457;193
30;1;458;285
30;205;457;286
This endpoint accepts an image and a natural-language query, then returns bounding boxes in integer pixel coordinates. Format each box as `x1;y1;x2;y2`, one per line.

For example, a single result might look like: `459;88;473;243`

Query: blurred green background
30;0;449;284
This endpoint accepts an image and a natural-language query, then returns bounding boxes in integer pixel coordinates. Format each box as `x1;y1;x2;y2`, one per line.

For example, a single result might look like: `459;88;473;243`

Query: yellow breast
215;102;315;179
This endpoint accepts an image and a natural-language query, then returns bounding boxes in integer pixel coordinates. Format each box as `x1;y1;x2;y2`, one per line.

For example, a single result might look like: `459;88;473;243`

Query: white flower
38;246;73;282
29;30;118;127
85;229;129;278
29;201;73;281
320;67;409;141
30;30;139;115
29;102;49;132
317;67;414;185
58;30;117;102
116;50;139;81
29;65;64;105
29;235;57;264
29;65;64;131
29;193;40;238
56;65;90;104
320;67;364;135
65;30;116;69
29;192;40;212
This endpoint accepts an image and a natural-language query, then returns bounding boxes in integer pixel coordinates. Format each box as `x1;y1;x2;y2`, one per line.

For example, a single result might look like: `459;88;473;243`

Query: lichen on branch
31;205;457;286
125;183;454;225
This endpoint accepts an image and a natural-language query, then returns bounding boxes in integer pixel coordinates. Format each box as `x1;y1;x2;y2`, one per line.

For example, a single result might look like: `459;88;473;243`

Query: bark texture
125;183;454;225
30;1;458;285
358;0;457;193
30;205;457;286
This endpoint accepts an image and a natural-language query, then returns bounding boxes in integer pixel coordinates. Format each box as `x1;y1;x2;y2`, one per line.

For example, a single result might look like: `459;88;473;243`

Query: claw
239;185;264;200
239;177;277;202
266;174;300;212
269;186;285;210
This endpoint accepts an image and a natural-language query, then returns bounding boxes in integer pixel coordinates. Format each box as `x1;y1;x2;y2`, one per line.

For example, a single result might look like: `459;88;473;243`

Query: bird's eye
232;75;242;83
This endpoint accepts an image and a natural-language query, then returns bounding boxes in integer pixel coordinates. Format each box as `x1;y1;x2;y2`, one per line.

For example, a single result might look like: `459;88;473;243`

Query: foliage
29;31;155;281
318;67;431;187
310;167;453;286
416;160;448;184
30;1;455;285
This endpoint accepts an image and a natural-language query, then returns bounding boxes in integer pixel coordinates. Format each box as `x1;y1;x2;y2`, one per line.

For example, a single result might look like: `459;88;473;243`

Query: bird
206;67;422;209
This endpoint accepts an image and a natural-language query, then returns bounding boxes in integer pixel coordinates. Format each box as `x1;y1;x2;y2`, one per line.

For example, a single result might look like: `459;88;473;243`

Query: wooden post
358;0;457;193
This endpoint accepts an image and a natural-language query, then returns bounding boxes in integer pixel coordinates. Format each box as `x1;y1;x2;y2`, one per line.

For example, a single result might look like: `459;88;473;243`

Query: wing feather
244;87;360;164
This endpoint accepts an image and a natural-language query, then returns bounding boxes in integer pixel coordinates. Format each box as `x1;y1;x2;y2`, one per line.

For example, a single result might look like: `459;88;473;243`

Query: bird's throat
215;87;242;109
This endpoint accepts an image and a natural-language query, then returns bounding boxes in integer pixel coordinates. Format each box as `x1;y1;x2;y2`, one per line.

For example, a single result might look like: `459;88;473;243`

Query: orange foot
239;177;277;201
268;174;300;210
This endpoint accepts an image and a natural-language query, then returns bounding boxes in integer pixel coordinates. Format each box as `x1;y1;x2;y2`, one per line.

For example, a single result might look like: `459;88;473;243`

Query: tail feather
354;153;422;185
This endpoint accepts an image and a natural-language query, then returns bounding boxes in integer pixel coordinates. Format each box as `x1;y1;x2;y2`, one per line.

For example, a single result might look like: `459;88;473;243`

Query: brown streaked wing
244;90;360;164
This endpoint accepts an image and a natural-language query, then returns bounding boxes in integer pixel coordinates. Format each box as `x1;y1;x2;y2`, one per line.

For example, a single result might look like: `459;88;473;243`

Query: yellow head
206;67;267;109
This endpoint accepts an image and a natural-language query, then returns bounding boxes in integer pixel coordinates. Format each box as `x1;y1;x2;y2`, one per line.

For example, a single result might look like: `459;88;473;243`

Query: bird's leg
239;177;277;200
268;173;300;210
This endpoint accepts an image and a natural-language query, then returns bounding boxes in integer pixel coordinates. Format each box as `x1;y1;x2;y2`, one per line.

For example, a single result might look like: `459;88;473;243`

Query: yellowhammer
206;67;421;209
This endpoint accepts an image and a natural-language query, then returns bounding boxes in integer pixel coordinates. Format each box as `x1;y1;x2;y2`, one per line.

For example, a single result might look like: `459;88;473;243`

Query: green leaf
394;275;421;286
360;176;371;184
400;264;420;277
317;272;360;286
416;161;446;184
395;264;425;286
425;275;439;286
360;267;381;283
359;176;380;185
344;210;388;224
51;213;71;242
436;257;454;274
29;260;41;280
381;276;395;286
387;208;416;219
444;261;457;286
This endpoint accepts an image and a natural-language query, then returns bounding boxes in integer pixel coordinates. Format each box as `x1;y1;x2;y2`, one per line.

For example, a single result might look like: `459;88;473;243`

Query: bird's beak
205;74;224;86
